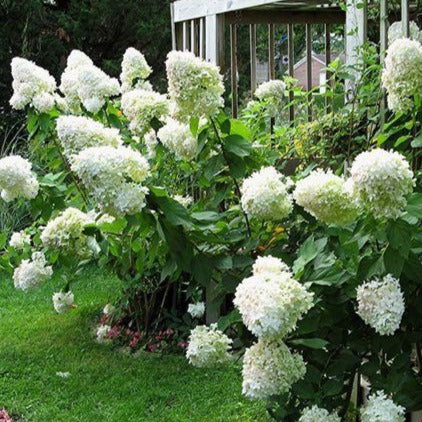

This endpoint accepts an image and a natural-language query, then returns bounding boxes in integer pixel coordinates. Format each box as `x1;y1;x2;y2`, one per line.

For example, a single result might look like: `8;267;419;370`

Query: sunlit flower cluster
40;207;95;256
361;391;405;422
172;194;193;208
234;270;314;338
60;50;120;113
255;79;286;117
186;324;232;367
293;169;358;226
52;291;74;314
188;302;205;319
71;146;150;216
56;115;122;156
0;155;39;202
356;274;405;336
299;406;341;422
166;50;224;119
13;252;53;291
10;57;56;113
157;118;197;160
121;88;169;135
242;338;306;399
120;47;152;93
349;149;414;219
382;38;422;112
388;21;422;45
9;231;31;250
240;166;293;221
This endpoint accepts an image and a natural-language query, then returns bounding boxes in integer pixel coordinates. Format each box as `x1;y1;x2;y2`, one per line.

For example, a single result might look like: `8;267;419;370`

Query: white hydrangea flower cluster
388;21;422;45
356;274;405;336
0;155;39;202
71;146;150;216
255;79;286;117
349;149;414;219
361;391;405;422
157;118;197;160
9;231;31;249
172;194;193;208
166;50;224;120
56;115;122;157
103;303;116;316
60;50;120;113
234;258;314;338
235;255;312;399
120;47;152;93
144;130;158;158
52;291;74;314
10;57;56;113
240;166;293;221
187;302;205;319
252;255;291;276
382;38;422;112
299;405;341;422
242;338;306;399
186;324;232;367
96;324;112;344
40;207;95;256
293;169;358;226
13;252;53;291
121;88;169;135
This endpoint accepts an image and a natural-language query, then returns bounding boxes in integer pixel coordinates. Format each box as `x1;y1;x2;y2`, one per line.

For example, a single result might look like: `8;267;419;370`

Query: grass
0;268;269;421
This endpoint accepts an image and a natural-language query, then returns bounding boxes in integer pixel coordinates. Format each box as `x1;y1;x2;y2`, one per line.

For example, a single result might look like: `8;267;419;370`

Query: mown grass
0;268;268;421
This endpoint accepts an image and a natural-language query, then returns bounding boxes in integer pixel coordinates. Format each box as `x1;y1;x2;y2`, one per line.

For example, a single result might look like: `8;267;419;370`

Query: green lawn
0;268;268;421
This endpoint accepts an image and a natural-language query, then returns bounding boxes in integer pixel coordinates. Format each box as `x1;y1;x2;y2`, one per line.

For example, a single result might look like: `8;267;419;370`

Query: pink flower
107;325;121;339
178;341;188;349
0;409;11;422
165;328;174;337
129;336;139;348
148;343;158;352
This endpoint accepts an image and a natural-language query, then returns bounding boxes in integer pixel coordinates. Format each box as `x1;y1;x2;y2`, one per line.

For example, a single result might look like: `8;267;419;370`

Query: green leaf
293;236;327;276
192;254;213;286
217;309;242;331
223;134;252;157
290;338;329;349
406;193;422;218
191;211;220;222
411;134;422;148
383;246;404;277
98;217;127;234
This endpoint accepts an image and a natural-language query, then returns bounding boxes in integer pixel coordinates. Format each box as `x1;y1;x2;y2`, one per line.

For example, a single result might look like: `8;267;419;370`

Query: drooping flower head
186;324;232;367
293;169;358;226
349;149;414;219
120;47;152;93
361;391;405;422
56;115;123;157
255;79;286;117
382;38;422;112
0;155;39;202
13;252;53;291
242;338;306;399
9;231;31;250
356;274;405;336
240;166;293;221
187;302;205;319
52;291;74;314
157;118;197;160
388;21;422;45
40;207;95;257
299;406;341;422
60;50;120;113
121;88;169;135
166;50;224;120
71;146;150;216
10;57;56;113
96;324;112;344
234;270;314;338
